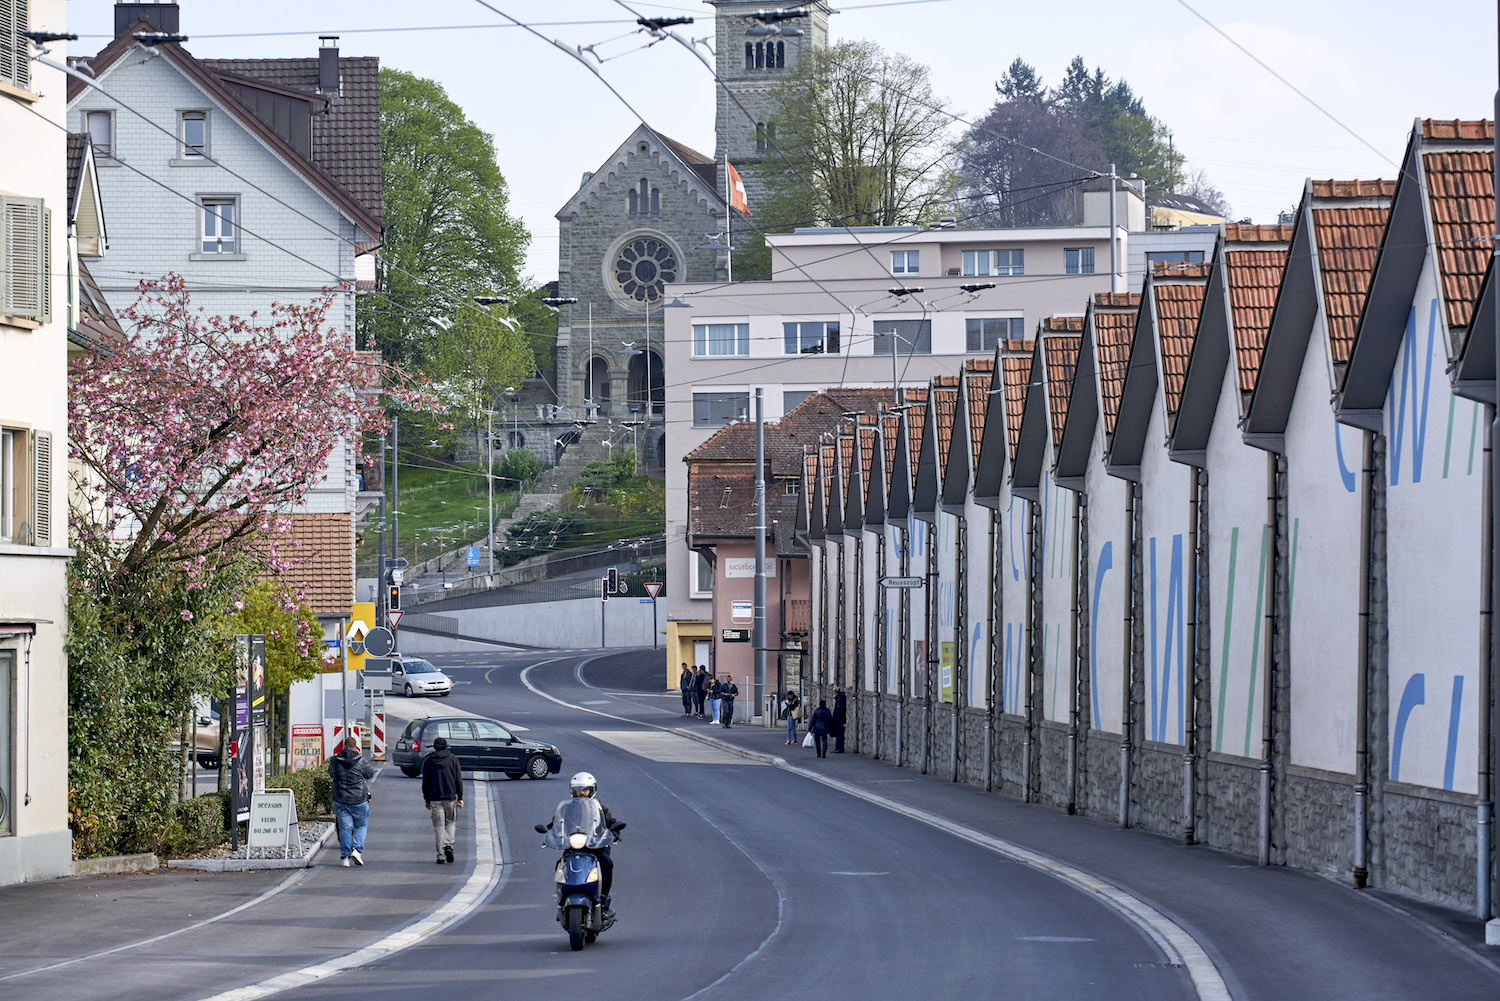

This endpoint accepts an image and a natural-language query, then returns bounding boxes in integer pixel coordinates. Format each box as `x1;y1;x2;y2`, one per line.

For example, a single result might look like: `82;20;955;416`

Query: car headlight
568;832;588;849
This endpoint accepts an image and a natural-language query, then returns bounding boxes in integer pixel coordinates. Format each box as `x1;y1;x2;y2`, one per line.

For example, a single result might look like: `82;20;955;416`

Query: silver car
389;657;452;698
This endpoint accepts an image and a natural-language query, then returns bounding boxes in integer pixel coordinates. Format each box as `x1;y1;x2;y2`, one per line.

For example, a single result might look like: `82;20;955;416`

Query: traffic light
607;567;619;593
388;584;401;612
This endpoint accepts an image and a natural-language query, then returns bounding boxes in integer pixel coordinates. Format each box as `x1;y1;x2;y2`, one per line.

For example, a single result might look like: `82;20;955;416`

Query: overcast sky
66;0;1496;283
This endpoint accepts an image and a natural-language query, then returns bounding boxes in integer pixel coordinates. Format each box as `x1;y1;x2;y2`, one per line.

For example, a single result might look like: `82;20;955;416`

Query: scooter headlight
568;832;588;849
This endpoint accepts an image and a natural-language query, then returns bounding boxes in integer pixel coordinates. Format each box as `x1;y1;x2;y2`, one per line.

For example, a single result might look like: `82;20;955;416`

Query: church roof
557;123;726;219
658;133;719;190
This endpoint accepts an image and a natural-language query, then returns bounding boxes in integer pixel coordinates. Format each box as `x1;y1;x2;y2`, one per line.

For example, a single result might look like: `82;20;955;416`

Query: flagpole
725;160;733;282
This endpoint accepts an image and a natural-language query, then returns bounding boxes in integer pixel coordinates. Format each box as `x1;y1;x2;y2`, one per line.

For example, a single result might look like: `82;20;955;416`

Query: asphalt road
287;648;1194;1001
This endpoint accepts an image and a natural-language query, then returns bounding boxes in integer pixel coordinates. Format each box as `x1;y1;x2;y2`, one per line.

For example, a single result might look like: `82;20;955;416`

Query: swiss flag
728;161;751;216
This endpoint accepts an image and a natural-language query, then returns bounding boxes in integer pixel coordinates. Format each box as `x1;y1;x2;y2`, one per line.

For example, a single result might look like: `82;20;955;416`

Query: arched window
650;188;660;214
744;42;753;69
756;122;766;152
755;42;764;68
766;122;776;148
775;41;785;68
639;178;649;208
627;189;638;214
508;431;526;449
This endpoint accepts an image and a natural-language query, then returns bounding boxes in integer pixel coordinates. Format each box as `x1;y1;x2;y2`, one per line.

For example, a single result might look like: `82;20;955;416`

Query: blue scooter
536;798;624;951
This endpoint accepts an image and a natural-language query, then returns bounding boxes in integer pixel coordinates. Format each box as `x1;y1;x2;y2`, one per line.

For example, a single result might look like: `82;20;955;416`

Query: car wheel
505;772;524;780
199;755;220;771
401;766;421;777
526;755;550;780
404;683;414;697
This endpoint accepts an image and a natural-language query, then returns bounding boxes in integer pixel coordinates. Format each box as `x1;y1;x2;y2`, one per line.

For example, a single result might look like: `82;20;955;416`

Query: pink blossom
180;609;194;621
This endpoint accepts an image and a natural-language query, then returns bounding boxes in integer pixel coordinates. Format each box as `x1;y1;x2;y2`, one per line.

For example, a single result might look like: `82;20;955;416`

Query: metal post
377;432;387;628
754;390;767;717
1108;162;1119;293
487;409;494;575
874;529;886;759
953;514;965;782
340;622;349;747
1355;431;1374;888
392;416;400;567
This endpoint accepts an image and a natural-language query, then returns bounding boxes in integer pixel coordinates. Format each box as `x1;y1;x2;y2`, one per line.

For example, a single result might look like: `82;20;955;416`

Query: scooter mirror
534;823;547;834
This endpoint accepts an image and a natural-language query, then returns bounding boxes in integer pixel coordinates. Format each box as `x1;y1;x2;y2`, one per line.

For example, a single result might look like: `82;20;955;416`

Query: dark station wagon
393;715;562;780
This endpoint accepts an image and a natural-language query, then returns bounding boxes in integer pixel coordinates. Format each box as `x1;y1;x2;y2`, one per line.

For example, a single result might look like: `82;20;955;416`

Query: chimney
114;2;179;37
318;36;340;95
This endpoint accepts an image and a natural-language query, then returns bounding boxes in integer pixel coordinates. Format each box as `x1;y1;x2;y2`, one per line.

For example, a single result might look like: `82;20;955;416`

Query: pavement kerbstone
68;853;158;877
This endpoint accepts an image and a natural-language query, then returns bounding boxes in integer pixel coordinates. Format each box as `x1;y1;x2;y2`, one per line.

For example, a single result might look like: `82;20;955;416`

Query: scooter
535;798;625;951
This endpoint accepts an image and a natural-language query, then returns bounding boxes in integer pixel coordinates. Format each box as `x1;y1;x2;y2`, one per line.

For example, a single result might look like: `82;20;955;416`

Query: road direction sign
721;628;750;642
880;576;925;589
364;625;395;657
384;557;409;569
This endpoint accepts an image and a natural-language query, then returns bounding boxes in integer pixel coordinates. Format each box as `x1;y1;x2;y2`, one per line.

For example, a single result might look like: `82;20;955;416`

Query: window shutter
39;206;51;322
1;0;27;91
1;195;44;319
31;429;50;547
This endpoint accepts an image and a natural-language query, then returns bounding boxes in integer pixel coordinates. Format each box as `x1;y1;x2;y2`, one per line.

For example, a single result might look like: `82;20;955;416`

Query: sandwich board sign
248;788;299;855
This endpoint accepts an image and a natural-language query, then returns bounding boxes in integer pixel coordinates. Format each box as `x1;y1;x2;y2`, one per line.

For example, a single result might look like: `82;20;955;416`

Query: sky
64;0;1497;284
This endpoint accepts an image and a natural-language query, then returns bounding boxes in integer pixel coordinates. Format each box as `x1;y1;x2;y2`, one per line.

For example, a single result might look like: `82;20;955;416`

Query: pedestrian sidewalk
650;705;1500;1001
0;768;490;1001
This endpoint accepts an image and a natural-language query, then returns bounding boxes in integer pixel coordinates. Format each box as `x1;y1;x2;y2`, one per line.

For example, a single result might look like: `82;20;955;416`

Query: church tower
709;1;833;217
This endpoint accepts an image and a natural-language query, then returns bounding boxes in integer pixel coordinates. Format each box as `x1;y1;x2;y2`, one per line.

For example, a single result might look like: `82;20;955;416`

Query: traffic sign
721;628;750;642
364;625;395;657
644;582;662;599
384;557;409;569
387;609;404;630
466;546;480;568
880;576;925;589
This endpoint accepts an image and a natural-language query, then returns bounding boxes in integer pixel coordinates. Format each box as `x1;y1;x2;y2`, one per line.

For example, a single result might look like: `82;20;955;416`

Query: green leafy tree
362;68;531;376
498;447;543;485
227;581;322;774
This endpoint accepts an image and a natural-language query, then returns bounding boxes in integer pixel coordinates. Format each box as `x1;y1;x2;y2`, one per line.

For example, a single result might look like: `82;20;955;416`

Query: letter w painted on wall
1149;535;1186;743
1389;298;1439;487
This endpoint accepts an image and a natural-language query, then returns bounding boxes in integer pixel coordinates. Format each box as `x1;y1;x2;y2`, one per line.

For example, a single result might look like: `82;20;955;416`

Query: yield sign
388;609;404;629
644;582;662;600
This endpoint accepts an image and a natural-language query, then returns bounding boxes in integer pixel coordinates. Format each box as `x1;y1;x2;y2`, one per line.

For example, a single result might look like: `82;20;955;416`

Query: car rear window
433;720;475;740
403;720;421;738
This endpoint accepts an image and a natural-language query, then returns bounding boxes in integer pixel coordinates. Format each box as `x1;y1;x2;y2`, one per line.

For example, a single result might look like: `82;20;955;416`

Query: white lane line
190;778;502;1001
581;730;766;766
384;699;529;732
521;658;1230;1001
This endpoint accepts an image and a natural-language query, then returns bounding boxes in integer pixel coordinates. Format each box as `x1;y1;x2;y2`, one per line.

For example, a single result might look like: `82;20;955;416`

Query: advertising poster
250;635;267;792
291;725;324;772
232;635;253;824
940;640;954;703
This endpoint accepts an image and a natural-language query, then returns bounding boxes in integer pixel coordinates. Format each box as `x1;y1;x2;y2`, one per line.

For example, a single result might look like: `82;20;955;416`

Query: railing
784;598;810;633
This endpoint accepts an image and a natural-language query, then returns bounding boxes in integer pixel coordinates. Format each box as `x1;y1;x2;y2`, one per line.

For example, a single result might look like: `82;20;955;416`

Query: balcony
783;598;810;634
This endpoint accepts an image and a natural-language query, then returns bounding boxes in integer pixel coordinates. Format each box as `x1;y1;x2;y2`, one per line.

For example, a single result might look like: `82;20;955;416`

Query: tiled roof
1002;355;1032;456
66;133;87;208
263;513;353;615
657;131;719;190
804;449;817;497
1155;279;1210;416
688;464;756;538
905;388;929;479
1423;119;1494;141
1042;315;1085;332
820;443;836;517
838;433;855;497
1225;248;1291;394
1424;148;1493;330
202;56;383;225
1309;179;1398;199
881;409;902;493
1044;336;1082;447
1224;223;1295;243
686;388;890;478
1311;204;1391;364
1151;261;1213;279
75;260;125;348
1093;294;1141;435
932;376;960;472
966;362;993;472
858;421;878;497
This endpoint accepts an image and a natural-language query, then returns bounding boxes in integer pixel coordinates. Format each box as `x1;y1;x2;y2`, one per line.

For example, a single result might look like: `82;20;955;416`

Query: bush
266;767;333;817
498;448;543;484
161;792;228;858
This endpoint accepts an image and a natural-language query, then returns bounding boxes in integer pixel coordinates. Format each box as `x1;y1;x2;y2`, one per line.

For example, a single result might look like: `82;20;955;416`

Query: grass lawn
356;463;517;576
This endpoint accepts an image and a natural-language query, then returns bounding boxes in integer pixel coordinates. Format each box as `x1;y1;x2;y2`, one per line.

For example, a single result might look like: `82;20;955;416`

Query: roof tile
1223;223;1295;243
1309;179;1398;199
966;360;993;473
1002;355;1032;456
1422;119;1494;141
1044;336;1082;448
1225;248;1291;394
1093;294;1142;435
1154;280;1210;416
1424;148;1493;330
257;513;353;615
1312;204;1391;364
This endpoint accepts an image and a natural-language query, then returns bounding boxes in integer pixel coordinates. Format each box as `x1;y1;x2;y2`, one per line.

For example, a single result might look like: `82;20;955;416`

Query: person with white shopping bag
807;699;834;758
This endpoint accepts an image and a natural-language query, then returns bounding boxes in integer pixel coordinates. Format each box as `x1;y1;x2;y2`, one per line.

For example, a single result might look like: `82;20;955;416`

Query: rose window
613;238;678;303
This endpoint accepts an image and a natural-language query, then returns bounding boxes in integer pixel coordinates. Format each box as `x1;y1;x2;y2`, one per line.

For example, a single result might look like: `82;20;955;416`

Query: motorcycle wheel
565;904;587;951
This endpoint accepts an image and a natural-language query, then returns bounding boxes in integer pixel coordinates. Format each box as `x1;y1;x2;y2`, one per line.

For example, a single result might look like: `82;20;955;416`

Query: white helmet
569;771;597;797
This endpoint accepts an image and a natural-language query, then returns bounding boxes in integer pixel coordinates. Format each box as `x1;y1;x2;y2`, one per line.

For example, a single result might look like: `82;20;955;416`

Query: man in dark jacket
328;732;376;866
719;675;738;727
693;666;708;718
832;687;847;752
808;699;834;757
679;663;695;716
421;736;464;864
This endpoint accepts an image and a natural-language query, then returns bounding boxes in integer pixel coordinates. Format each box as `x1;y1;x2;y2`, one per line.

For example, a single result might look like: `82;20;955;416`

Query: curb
167;824;335;873
70;853;159;877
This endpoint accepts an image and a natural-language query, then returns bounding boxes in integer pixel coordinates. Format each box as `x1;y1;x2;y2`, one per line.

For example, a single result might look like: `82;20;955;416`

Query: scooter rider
544;772;621;916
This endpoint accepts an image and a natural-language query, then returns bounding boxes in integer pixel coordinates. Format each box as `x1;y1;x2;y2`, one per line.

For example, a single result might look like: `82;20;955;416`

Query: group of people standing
679;664;740;727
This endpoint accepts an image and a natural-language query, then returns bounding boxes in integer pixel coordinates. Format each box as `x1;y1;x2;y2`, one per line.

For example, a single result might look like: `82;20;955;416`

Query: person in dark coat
782;689;801;745
707;674;721;724
719;675;738;727
808;699;834;758
679;663;695;716
832;687;847;752
328;732;376;866
693;665;708;717
421;736;464;864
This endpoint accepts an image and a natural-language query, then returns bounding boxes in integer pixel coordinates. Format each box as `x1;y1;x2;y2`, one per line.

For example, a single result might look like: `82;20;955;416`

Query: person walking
782;689;801;745
832;686;847;753
679;663;695;716
693;665;708;718
719;675;738;728
328;731;376;867
421;736;464;865
707;674;721;724
808;699;834;758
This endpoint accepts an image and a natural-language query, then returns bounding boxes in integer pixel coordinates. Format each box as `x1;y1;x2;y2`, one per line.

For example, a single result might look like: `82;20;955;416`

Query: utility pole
392;415;400;568
753;388;768;719
377;431;387;628
1109;162;1119;293
487;408;494;575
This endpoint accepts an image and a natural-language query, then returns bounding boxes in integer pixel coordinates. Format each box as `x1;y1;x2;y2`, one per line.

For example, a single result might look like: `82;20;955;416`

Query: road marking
830;871;888;876
383;699;528;731
582;730;765;766
191;778;503;1001
1019;936;1097;943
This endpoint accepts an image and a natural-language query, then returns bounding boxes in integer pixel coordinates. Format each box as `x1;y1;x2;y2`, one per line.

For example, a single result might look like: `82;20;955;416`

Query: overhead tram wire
32;40;562;401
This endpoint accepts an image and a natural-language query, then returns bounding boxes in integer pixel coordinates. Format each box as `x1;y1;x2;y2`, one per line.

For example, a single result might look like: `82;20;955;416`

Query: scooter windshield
543;797;609;850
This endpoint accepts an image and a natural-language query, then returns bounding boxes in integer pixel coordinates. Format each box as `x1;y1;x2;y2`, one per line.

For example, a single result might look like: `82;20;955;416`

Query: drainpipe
986;509;998;792
1184;469;1201;845
1067;492;1082;814
953;514;966;782
1259;451;1278;867
923;525;938;775
1022;502;1037;803
853;531;863;754
897;525;908;769
1354;430;1374;888
1477;406;1493;917
873;530;885;760
1120;484;1135;827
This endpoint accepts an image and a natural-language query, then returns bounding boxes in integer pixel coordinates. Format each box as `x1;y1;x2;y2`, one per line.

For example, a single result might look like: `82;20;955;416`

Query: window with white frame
199;197;238;254
872;319;931;356
962;249;1023;277
965;317;1025;352
692;551;713;596
0;646;12;836
783;321;839;355
0;0;31;91
0;195;52;322
1065;247;1095;274
692;322;749;358
891;250;919;275
692;391;750;427
0;425;50;547
85;110;113;158
179;110;208;158
0;428;11;542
